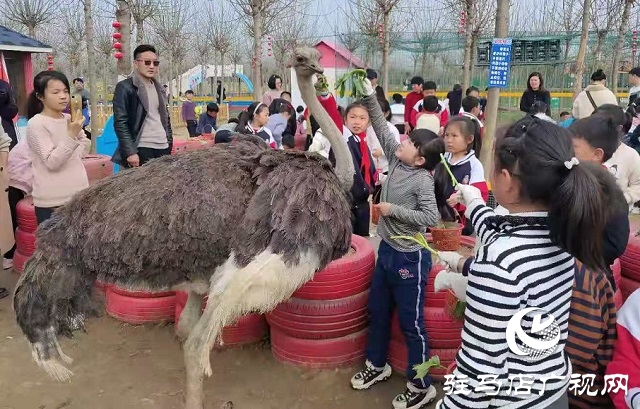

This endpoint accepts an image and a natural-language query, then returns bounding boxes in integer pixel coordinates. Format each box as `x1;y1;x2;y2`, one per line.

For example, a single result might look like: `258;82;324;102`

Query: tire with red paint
292;235;375;300
611;259;621;289
110;284;174;298
391;307;463;349
387;337;458;382
12;250;30;273
15;228;36;256
614;290;623;309
82;154;113;184
270;327;367;369
620;235;640;281
620;276;640;302
106;288;176;324
16;197;38;234
171;140;189;154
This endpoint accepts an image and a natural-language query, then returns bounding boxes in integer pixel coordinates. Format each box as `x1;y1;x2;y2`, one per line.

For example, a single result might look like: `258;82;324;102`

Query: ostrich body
13;47;354;409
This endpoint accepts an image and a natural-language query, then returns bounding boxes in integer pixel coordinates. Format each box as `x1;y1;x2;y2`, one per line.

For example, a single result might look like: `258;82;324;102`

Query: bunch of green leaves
413;355;447;380
391;233;438;255
335;69;368;98
315;74;329;93
440;153;458;187
451;299;467;320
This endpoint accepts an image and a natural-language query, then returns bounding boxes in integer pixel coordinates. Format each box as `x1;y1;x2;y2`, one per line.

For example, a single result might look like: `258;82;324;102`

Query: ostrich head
291;47;324;77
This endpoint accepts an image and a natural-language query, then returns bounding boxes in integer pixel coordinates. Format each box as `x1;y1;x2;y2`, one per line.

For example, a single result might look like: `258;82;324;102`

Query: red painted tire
174;291;268;347
267;307;367;340
12;250;30;273
106;289;176;324
387;337;458;382
273;290;369;316
292;235;375;300
612;259;621;289
614;290;623;309
270;327;367;369
620;235;640;281
16;197;38;234
110;284;174;298
82;154;113;184
15;228;36;256
620;276;640;303
391;307;463;349
171;140;189;154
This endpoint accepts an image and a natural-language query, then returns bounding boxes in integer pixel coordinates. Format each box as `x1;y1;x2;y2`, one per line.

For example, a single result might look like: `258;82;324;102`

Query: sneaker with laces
392;384;437;409
350;360;392;390
2;258;13;270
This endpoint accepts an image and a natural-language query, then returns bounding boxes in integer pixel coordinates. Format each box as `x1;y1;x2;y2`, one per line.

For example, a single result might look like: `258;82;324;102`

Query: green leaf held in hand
334;69;369;98
391;233;438;255
440;153;459;187
413;355;447;380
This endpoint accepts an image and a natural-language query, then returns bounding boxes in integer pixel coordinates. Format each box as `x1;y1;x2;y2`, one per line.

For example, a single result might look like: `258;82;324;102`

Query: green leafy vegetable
440;153;459;187
335;69;368;98
391;233;438;255
413;355;447;380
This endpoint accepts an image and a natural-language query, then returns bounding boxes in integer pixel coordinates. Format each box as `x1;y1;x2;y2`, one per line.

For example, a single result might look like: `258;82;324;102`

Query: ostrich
13;47;354;409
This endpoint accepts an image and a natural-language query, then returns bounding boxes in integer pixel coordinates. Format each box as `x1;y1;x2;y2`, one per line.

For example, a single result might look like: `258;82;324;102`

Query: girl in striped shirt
435;116;617;409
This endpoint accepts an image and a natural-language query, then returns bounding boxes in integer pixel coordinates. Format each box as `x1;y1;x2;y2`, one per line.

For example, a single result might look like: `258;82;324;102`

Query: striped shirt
361;94;439;252
565;263;617;408
442;203;573;409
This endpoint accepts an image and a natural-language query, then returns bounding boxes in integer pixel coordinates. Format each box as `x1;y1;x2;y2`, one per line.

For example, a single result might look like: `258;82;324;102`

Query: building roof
316;40;365;69
0;25;52;53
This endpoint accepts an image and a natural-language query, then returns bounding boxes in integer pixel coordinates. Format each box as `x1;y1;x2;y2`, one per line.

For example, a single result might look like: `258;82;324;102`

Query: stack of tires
268;235;376;369
619;235;640;303
12;197;37;273
106;286;176;325
174;291;268;347
171;138;214;155
387;236;474;381
82;154;114;185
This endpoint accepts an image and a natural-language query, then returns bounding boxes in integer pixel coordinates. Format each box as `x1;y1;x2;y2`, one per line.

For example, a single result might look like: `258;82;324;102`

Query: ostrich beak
306;61;324;75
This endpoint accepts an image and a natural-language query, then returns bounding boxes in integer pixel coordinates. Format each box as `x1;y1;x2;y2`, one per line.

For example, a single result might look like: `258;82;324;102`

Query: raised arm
361;91;399;161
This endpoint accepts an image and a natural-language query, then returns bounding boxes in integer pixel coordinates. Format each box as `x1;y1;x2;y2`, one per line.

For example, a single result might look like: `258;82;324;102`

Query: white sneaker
2;258;12;270
350;360;392;390
392;384;437;409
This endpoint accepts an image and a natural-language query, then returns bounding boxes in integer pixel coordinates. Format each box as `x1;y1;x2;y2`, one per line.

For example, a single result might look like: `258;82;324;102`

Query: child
390;93;405;133
236;101;275;148
558;111;574;128
350;79;442;409
195;102;218;135
460;95;483;144
265;102;293;149
2;137;32;271
26;70;90;225
415;96;442;135
403;77;424;133
182;90;197;137
411;81;449;130
435;116;618;409
281;134;295;151
436;116;487;235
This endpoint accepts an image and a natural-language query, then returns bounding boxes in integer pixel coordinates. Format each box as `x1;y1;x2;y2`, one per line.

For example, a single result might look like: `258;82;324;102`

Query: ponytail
496;117;611;271
26;91;43;119
433;163;457;222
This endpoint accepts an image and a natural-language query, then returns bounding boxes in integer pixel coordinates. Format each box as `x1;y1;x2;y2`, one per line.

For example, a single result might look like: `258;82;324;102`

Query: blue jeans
365;240;432;388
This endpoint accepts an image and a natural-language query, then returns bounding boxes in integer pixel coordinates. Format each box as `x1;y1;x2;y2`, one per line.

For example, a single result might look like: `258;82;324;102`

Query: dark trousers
186;120;198;137
366;240;432;389
352;201;370;237
135;147;171;167
3;187;25;259
35;206;57;225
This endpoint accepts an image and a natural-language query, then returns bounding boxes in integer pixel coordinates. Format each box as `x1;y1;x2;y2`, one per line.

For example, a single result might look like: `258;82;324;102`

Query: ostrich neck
297;74;354;191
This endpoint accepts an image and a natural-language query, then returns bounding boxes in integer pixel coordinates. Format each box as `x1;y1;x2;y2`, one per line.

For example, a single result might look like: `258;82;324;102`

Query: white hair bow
564;157;579;170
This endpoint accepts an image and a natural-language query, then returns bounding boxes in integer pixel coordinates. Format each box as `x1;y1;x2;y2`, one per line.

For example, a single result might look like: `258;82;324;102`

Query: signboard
488;38;512;88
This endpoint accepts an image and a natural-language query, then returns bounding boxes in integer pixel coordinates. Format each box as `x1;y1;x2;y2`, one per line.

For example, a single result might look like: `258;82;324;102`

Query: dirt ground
0;233;446;409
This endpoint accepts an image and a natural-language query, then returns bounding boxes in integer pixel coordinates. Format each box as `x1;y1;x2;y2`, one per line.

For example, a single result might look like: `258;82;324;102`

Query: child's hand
374;202;392;216
455;184;484;207
372;148;382;159
446;192;460;207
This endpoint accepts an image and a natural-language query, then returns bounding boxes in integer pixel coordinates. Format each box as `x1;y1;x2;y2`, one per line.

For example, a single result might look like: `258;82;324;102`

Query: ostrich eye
296;56;305;63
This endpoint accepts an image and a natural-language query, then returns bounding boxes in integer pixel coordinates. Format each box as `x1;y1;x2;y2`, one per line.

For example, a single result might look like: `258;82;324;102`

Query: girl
262;74;282;106
519;72;551;115
435;116;618;409
265;102;293;149
350;79;443;409
436;116;487;235
26;70;90;225
236;101;276;148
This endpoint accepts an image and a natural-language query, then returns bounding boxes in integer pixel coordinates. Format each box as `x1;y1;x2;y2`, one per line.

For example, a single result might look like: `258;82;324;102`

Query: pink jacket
8;139;33;195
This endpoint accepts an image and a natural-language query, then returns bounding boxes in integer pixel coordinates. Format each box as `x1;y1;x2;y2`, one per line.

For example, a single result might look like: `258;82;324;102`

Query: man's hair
630;67;640;77
185;90;194;95
560;111;571;117
461;96;480;113
73;77;84;84
466;86;479;96
424;81;437;91
133;44;157;60
280;91;291;98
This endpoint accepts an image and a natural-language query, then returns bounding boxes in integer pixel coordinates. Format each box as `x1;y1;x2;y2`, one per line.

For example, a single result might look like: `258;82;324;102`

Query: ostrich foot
184;339;205;409
176;291;205;341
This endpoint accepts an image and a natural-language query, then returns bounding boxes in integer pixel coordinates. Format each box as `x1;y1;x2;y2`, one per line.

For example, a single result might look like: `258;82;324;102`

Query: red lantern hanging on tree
633;30;638;62
47;54;54;71
113;42;122;50
114;51;124;60
112;20;123;60
459;11;466;34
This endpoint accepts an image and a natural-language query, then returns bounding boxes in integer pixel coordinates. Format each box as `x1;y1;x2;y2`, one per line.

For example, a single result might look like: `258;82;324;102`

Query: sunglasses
136;59;160;67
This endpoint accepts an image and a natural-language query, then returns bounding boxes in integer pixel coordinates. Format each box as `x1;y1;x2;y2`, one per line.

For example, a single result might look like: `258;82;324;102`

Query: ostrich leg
176;291;205;340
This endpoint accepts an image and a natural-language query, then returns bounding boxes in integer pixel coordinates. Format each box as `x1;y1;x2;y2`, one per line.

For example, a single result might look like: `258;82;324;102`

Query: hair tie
564;157;579;170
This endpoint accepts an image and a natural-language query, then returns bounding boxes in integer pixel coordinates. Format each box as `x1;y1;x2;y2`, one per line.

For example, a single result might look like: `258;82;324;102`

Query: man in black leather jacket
112;44;172;167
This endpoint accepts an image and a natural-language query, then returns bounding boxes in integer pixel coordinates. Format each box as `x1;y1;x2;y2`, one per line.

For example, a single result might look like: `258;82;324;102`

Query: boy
390;93;405;133
415;96;441;135
182;90;197;137
410;81;448;129
282;134;295;151
558;111;574;128
196;102;219;135
404;76;424;133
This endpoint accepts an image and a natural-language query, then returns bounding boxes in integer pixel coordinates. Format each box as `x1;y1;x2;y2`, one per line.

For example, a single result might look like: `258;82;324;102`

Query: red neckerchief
357;131;373;188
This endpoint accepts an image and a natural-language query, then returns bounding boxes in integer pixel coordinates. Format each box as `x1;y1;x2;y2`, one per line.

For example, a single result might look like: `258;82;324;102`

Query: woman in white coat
572;69;618;119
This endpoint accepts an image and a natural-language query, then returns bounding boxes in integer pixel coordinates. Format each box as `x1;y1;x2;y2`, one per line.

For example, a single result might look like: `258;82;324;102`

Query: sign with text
489;38;512;88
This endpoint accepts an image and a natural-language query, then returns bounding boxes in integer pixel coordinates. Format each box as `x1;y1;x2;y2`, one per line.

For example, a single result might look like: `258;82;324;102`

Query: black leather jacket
111;75;173;166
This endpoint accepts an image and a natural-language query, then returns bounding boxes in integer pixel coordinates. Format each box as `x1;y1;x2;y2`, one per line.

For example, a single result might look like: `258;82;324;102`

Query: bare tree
82;0;99;152
573;0;592;97
411;12;444;76
554;0;582;67
590;0;623;62
60;7;86;75
373;0;401;91
209;3;235;98
611;0;636;95
348;0;382;67
95;21;116;95
230;0;296;100
127;0;157;44
0;0;57;37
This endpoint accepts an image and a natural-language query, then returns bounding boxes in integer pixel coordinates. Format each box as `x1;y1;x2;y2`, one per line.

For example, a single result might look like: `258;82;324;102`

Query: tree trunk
115;0;132;79
573;0;592;98
480;0;509;181
252;9;263;101
612;0;634;96
461;0;474;92
83;0;98;152
381;11;391;92
594;31;607;63
220;52;225;103
136;19;144;44
421;49;428;74
28;25;36;38
470;35;478;87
